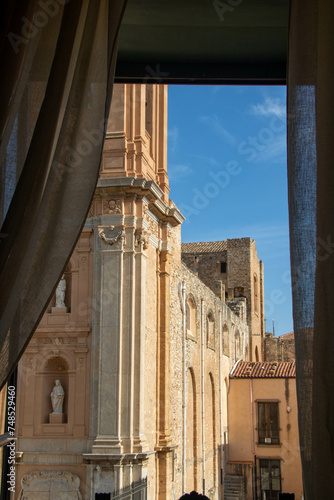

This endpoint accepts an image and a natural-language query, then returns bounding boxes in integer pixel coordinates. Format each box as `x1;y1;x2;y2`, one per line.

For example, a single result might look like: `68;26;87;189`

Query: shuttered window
258;402;279;445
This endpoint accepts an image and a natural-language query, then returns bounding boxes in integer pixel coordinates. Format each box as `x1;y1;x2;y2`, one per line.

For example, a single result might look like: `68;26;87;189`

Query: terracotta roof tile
181;241;227;253
230;361;296;379
279;331;294;339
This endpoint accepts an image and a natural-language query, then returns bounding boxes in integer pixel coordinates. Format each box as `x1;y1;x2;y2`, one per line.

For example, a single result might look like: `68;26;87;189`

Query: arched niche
186;295;197;339
46;262;73;313
42;356;69;424
223;323;229;356
235;330;241;360
207;310;215;348
253;273;259;314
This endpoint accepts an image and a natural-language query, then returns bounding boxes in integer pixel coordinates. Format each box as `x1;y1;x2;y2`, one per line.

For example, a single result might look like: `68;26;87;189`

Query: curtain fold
288;0;334;497
0;0;127;389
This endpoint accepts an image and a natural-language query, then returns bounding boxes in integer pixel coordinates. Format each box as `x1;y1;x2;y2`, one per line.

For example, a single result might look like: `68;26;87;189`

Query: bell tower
100;84;170;203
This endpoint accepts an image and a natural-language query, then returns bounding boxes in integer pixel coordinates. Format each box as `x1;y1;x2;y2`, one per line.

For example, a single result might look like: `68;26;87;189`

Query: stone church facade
11;84;268;499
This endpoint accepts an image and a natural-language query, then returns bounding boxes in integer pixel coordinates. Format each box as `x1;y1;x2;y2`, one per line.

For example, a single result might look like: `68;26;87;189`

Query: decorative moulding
18;470;82;499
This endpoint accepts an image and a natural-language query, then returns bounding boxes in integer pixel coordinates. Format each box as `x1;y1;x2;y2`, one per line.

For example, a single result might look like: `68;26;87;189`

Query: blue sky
167;85;292;337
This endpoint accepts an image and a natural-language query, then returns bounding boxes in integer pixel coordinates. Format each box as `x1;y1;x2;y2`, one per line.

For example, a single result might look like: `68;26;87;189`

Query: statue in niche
50;380;65;414
55;274;66;307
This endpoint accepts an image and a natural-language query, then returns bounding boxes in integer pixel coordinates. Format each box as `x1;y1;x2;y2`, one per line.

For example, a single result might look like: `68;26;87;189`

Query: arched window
223;323;229;356
187;297;196;338
235;330;241;360
207;312;215;347
254;274;259;314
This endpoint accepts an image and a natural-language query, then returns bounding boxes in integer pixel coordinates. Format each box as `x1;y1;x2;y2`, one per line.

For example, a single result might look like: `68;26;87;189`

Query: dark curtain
288;0;334;497
0;0;127;389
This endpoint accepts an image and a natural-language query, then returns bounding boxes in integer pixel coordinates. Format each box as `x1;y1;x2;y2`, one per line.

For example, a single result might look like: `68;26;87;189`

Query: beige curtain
288;0;334;497
0;0;127;389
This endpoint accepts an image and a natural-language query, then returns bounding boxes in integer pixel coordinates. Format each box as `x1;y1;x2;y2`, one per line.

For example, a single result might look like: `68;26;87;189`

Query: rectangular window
220;262;227;273
260;459;281;500
258;402;279;445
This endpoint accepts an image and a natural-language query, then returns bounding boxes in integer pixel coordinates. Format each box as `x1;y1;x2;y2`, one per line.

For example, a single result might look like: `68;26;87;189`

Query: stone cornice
96;177;185;227
83;451;156;464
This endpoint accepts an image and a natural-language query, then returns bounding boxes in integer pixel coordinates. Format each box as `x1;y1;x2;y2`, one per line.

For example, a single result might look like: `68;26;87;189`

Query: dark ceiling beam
115;62;287;85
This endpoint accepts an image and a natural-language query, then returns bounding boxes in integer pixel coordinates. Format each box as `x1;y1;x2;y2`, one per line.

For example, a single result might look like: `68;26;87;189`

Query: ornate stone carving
98;226;125;247
51;380;65;414
44;356;69;372
87;202;95;218
103;198;122;214
28;358;36;370
19;470;82;499
135;229;151;250
37;337;77;345
76;357;85;370
55;275;66;308
145;215;158;237
80;256;87;271
142;203;148;217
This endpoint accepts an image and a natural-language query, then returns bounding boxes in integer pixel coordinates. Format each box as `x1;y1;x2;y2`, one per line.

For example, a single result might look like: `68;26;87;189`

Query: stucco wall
228;376;303;499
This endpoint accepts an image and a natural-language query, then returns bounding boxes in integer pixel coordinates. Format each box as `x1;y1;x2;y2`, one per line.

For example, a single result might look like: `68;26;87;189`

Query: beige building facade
1;84;301;499
227;361;303;500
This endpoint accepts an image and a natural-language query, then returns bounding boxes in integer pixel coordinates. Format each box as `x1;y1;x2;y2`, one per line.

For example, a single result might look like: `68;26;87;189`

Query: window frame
257;400;280;445
259;458;281;500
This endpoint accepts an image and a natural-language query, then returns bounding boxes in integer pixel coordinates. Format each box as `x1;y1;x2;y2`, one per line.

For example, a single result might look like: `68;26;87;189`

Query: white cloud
168;163;193;182
190;154;219;166
209;223;289;249
168;126;179;153
250;97;286;119
199;115;236;146
252;133;287;164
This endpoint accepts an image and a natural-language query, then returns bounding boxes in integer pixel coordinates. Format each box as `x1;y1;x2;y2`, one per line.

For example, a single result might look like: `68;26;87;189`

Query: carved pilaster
156;249;172;447
91;216;148;455
133;231;148;452
91;225;124;454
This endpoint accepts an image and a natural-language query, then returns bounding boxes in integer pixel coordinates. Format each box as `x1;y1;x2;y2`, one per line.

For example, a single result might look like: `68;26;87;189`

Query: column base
91;438;123;455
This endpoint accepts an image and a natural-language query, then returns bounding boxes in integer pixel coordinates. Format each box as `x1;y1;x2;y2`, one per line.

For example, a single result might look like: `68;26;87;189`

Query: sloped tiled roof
181;241;227;253
279;331;294;339
230;361;296;379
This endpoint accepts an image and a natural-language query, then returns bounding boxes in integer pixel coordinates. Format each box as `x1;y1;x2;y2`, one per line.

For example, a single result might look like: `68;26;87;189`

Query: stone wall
169;258;249;499
181;250;228;297
264;335;296;362
181;237;265;362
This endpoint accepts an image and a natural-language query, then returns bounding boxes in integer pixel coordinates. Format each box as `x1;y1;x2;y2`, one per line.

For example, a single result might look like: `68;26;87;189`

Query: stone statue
50;380;65;414
55;274;66;307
